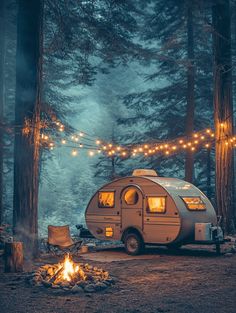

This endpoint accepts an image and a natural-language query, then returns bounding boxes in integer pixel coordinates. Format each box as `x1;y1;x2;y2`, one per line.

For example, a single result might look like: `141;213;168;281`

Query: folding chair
47;225;82;256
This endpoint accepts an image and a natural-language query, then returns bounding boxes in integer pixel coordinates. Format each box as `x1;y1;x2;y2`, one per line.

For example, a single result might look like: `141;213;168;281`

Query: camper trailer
85;169;224;255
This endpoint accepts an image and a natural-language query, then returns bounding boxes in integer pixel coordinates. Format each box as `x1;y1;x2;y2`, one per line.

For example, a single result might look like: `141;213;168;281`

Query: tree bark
13;0;44;257
0;0;6;225
206;149;212;201
185;3;195;183
212;0;235;233
4;242;23;272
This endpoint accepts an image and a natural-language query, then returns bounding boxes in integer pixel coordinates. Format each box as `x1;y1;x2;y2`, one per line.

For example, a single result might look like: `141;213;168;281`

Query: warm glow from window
98;191;115;208
181;197;206;210
105;227;113;237
147;197;166;213
124;189;139;205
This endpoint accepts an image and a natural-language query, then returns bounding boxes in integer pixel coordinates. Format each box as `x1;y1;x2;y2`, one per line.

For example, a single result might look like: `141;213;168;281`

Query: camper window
98;191;115;208
124;188;139;205
147;197;166;213
181;197;206;211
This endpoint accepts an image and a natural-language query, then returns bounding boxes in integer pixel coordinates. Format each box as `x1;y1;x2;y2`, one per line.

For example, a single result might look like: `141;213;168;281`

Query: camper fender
121;226;144;243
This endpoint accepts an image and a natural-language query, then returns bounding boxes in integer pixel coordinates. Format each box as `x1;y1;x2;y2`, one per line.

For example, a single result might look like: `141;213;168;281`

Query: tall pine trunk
212;0;235;233
0;0;6;225
185;4;195;183
13;0;44;257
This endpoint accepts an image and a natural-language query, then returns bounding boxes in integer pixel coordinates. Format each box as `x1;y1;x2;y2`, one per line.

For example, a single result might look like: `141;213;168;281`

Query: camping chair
47;225;82;256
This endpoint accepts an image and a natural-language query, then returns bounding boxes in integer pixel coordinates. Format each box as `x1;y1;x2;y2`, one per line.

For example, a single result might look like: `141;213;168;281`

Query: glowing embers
30;253;114;293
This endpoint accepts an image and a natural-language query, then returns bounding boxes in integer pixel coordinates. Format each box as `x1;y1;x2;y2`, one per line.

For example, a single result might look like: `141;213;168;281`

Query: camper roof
132;169;158;177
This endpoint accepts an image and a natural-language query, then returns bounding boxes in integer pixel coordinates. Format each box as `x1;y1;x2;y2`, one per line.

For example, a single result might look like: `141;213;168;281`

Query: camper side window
98;191;115;208
181;197;206;211
147;197;166;213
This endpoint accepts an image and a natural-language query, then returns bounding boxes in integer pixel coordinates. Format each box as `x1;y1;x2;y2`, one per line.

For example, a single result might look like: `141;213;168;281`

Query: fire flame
62;254;77;281
58;253;86;282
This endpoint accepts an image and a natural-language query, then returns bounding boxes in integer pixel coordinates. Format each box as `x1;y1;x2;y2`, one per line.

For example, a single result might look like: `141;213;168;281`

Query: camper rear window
181;197;206;211
98;191;115;208
147;197;166;213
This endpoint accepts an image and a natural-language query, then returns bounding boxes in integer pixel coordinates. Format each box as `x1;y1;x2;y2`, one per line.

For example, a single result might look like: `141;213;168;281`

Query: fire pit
29;253;114;293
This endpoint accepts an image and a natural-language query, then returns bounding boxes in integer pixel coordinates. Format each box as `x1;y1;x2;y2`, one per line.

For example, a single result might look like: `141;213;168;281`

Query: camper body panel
85;175;217;245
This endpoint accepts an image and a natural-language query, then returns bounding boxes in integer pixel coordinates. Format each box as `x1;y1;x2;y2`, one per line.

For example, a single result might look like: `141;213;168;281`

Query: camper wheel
124;233;144;256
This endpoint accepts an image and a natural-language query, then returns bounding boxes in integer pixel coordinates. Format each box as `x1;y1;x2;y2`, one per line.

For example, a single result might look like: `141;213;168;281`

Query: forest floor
0;242;236;313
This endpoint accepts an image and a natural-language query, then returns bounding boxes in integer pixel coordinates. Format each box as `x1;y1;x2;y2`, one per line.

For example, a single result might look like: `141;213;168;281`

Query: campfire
30;253;114;293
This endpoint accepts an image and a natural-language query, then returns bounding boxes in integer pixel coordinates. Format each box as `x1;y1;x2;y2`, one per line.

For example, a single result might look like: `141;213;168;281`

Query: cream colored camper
85;169;223;255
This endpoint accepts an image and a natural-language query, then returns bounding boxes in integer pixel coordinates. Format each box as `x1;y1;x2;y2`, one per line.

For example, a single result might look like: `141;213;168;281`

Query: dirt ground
1;245;236;313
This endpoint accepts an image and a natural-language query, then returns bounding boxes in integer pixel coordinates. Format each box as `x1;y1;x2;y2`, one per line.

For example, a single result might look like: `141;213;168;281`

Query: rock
76;281;88;289
84;284;96;293
224;252;233;257
103;280;111;286
71;285;84;293
32;276;41;283
42;280;52;288
63;288;70;291
94;282;107;291
51;284;60;289
60;282;70;288
105;278;114;284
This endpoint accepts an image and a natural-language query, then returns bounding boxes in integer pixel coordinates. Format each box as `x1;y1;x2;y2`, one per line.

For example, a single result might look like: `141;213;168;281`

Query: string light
71;149;78;156
26;117;235;159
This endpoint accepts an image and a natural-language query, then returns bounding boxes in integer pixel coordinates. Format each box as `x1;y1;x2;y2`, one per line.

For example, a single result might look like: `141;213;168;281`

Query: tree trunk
185;3;195;183
206;149;212;201
212;0;235;233
4;242;23;272
0;0;6;225
13;0;44;258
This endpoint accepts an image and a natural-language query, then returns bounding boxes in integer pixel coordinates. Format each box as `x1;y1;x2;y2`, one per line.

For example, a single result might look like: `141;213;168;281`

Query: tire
124;233;144;256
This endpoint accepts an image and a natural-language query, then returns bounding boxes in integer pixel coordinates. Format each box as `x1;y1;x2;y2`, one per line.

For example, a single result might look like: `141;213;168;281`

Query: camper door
121;185;143;231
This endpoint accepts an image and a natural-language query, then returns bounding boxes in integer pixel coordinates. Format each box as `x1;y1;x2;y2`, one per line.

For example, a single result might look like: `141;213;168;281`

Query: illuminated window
105;227;113;237
147;197;166;213
124;188;139;205
181;197;206;211
98;191;115;208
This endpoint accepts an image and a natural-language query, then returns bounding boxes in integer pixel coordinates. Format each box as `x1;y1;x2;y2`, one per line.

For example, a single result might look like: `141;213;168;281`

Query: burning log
4;242;23;273
29;253;115;293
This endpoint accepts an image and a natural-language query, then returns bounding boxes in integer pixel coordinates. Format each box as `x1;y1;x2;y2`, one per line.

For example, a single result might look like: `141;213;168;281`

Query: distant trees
13;0;44;257
185;2;195;183
120;1;214;185
0;0;6;225
212;0;235;232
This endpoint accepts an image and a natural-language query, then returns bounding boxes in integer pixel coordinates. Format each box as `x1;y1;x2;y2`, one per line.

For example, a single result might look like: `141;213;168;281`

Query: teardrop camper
85;169;224;255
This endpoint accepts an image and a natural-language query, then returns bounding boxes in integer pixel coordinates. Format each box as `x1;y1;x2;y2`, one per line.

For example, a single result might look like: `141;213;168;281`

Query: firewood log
4;242;23;272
